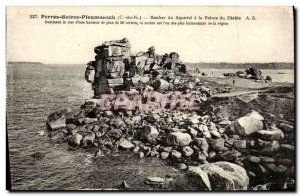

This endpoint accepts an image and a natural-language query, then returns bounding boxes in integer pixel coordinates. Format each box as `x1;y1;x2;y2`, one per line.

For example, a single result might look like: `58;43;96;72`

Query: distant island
7;61;43;65
186;62;294;70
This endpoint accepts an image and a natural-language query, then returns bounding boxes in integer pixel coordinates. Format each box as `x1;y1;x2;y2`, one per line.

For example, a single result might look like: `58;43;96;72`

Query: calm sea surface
6;64;294;190
7;64;95;190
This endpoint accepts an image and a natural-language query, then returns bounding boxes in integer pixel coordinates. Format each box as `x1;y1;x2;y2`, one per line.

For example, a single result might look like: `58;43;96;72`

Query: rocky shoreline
45;38;294;191
46;83;295;191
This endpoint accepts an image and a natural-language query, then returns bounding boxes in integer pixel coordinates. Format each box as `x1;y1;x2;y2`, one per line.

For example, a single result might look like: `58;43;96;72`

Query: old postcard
6;6;295;191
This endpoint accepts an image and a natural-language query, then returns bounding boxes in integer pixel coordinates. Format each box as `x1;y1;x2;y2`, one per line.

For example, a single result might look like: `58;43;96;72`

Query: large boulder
278;123;294;133
166;132;192;146
141;125;159;140
227;116;263;136
47;111;66;131
171;162;249;190
255;128;284;141
82;132;96;147
199;162;249;190
194;138;209;152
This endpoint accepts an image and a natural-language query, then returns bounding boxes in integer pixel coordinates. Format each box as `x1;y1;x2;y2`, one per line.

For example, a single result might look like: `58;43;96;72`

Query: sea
6;63;294;190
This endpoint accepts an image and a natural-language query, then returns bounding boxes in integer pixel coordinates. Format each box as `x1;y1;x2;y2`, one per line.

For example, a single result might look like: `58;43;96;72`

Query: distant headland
186;62;294;70
7;61;43;65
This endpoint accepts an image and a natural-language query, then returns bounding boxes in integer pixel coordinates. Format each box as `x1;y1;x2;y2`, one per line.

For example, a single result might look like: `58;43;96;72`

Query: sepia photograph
6;6;295;191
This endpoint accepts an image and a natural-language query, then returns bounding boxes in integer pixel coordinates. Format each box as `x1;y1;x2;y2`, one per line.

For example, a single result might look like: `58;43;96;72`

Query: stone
47;113;66;131
30;152;46;160
256;128;284;141
145;176;165;185
171;150;182;159
161;152;169;160
120;180;130;190
233;140;247;149
104;111;114;117
253;183;271;191
139;151;145;159
141;125;159;140
133;146;140;153
210;130;221;139
212;150;241;162
246;110;264;121
176;163;188;170
152;79;170;90
171;162;248;190
94;149;104;157
98;134;112;147
119;138;135;149
170;166;211;190
194;138;209;152
199;162;249;190
131;115;142;124
72;132;83;146
83;117;98;124
166;132;192;146
198;153;207;162
82;132;95;147
260;157;275;163
107;129;122;139
60;129;68;134
161;146;173;152
188;127;198;137
225;138;234;146
228;116;263;136
202;131;211;139
262;141;280;155
209;151;216;158
209;138;224;151
218;119;231;127
66;123;77;131
248;156;261;164
280;144;295;151
277;159;293;166
266;163;287;173
182;146;194;157
189;118;200;124
110;118;126;128
278;123;294;133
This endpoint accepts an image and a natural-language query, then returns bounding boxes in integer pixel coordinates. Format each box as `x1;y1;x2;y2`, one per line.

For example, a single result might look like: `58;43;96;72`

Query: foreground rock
171;162;249;190
227;111;263;135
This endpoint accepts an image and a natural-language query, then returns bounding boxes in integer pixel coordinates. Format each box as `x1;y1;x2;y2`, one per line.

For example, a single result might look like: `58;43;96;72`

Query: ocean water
6;63;294;190
7;64;95;190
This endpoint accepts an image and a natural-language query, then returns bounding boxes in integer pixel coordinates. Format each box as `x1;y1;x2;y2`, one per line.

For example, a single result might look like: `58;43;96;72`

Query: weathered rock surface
256;128;284;141
166;132;192;146
47;112;66;131
141;125;159;140
227;115;263;136
171;162;249;190
119;138;135;149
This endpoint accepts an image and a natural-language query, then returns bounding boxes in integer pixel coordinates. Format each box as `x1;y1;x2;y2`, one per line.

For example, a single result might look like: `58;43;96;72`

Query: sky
7;6;294;64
